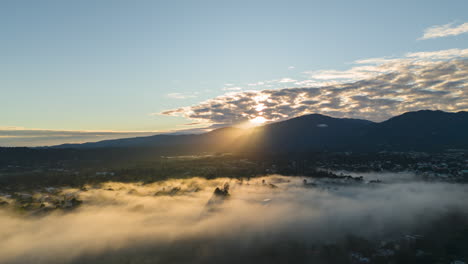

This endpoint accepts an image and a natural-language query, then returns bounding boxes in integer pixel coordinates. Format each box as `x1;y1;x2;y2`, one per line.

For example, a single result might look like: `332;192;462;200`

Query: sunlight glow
250;116;267;125
255;103;266;112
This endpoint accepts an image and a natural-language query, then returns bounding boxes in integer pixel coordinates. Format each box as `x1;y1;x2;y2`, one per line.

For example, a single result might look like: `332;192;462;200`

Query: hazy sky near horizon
1;0;468;146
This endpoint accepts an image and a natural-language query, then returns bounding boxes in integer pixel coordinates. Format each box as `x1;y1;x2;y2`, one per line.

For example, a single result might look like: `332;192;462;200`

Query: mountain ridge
50;110;468;152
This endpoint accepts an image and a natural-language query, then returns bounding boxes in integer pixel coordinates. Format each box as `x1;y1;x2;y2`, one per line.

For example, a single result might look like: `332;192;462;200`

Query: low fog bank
0;175;467;264
332;171;421;182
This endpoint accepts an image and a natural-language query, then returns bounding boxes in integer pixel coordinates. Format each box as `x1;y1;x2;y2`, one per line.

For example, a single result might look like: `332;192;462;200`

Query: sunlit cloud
249;116;267;125
160;49;468;126
278;78;297;83
406;48;468;60
420;22;468;40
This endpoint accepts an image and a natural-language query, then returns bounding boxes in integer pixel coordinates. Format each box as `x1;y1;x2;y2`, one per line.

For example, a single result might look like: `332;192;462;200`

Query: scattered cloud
406;48;468;59
420;22;468;40
222;86;243;91
248;81;265;86
246;78;298;87
288;66;295;70
278;78;297;83
160;48;468;126
306;67;378;81
166;92;198;99
183;122;202;126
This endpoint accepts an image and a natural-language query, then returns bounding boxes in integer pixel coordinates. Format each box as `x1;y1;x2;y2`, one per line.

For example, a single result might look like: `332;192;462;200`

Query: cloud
306;67;378;81
278;78;297;83
166;92;198;99
0;129;161;147
0;174;467;263
248;81;265;86
406;48;468;59
420;22;468;40
160;49;468;126
222;86;243;91
247;78;298;87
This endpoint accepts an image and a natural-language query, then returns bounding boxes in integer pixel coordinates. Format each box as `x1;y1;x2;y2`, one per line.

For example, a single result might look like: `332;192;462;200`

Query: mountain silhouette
52;110;468;152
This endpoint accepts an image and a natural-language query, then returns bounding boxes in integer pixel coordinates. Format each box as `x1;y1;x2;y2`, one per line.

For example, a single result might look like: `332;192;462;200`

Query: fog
0;175;467;263
332;171;420;182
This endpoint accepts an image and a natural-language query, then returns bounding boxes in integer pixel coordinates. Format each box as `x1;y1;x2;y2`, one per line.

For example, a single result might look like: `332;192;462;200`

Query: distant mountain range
52;110;468;152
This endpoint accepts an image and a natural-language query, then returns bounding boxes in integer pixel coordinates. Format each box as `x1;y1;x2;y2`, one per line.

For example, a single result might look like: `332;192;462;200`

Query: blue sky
1;0;467;146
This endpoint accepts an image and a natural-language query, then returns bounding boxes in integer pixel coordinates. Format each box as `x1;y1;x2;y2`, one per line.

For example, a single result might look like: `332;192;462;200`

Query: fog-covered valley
1;174;467;264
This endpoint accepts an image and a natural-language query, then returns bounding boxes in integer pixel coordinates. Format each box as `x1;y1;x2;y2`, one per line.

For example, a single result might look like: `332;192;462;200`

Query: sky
1;0;467;146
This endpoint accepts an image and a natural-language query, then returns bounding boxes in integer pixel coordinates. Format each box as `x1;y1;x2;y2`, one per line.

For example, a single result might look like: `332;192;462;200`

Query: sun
249;116;267;125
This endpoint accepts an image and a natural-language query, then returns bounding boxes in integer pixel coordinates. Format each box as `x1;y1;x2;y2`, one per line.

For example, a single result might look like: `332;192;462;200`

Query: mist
0;175;467;264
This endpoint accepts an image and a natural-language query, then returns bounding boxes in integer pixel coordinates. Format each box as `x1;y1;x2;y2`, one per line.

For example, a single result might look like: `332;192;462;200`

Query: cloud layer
160;49;468;126
0;174;467;263
0;129;159;147
421;22;468;40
